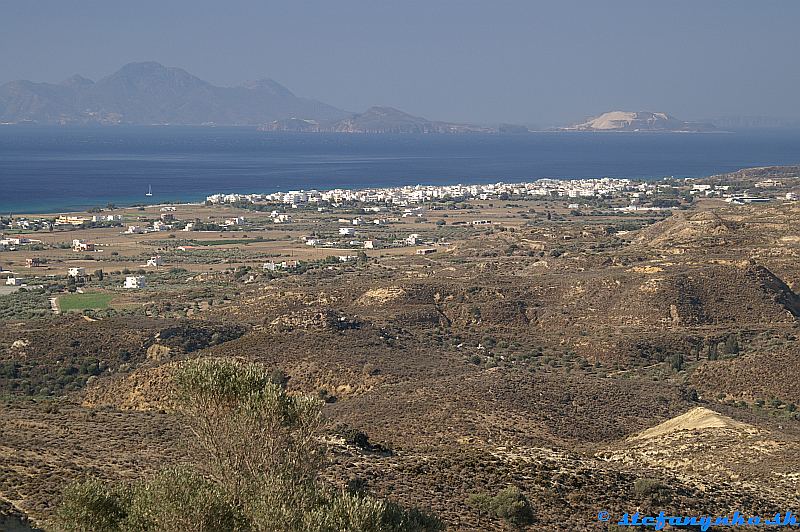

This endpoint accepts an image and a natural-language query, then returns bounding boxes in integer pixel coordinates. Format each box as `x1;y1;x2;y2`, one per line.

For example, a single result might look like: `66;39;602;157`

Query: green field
57;292;114;312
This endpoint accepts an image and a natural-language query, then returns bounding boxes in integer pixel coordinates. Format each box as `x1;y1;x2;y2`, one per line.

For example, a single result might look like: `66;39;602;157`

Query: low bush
52;358;441;532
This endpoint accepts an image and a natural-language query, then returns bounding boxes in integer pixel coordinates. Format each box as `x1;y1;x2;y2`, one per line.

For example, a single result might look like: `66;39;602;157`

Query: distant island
2;65;774;133
0;62;526;133
563;111;716;132
260;106;504;134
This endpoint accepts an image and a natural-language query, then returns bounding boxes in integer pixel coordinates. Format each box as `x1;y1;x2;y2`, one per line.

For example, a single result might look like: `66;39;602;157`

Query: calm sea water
1;126;799;214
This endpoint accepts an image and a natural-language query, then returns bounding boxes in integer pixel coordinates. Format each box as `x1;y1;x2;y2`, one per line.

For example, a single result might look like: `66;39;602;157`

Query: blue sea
1;125;800;214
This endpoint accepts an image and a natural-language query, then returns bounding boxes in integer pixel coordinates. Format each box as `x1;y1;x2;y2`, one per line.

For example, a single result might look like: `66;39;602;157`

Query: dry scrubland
1;169;799;530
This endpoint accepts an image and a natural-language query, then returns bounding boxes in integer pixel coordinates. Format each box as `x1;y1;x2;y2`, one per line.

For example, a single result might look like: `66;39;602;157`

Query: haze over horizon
2;0;800;127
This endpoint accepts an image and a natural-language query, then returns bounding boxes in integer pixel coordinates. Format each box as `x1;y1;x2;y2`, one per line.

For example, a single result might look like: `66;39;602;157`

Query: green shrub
722;334;740;355
632;478;671;504
54;358;441;532
53;477;131;532
124;467;244;532
467;486;534;529
491;487;534;528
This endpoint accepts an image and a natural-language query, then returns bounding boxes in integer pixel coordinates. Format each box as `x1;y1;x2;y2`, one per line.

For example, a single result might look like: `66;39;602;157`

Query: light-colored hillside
628;407;756;441
566;110;713;132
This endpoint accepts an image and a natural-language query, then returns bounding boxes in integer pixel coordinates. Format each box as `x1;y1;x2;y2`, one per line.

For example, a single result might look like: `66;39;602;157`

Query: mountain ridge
0;62;348;126
0;62;528;133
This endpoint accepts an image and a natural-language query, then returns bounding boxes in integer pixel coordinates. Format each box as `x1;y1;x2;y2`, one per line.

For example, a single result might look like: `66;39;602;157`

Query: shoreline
7;176;654;218
3;127;800;216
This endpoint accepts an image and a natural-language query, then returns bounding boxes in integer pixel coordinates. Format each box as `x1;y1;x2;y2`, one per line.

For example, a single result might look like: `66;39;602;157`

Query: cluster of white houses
205;178;641;207
3;267;146;290
206;177;800;211
302;229;450;251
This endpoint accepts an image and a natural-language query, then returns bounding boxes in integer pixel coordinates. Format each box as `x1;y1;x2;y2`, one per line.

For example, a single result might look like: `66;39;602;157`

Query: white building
263;260;299;271
68;267;86;278
92;214;122;222
364;240;376;249
146;255;163;267
405;233;422;245
55;215;91;226
72;239;96;252
339;227;356;236
224;216;246;226
124;276;146;289
3;237;30;245
5;277;22;286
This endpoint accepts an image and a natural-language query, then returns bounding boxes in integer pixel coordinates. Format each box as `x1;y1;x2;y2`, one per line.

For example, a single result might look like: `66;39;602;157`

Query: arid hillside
2;196;798;530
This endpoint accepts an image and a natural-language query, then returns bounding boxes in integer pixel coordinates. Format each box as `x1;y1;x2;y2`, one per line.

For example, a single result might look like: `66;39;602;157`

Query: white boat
145;185;153;197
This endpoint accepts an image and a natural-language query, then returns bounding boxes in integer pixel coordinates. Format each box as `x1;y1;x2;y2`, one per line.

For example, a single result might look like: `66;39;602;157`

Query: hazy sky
2;1;799;126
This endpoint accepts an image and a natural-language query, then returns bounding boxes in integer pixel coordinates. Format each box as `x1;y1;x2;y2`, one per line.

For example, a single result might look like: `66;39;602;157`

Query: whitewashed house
263;260;299;272
224;216;246;226
72;239;96;252
405;233;422;245
124;276;146;289
68;267;86;278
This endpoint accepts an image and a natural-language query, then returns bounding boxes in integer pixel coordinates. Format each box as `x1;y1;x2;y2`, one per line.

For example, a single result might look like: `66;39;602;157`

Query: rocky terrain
1;193;798;530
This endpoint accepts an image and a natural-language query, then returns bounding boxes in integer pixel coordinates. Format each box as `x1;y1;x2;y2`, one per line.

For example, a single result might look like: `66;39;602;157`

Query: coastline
3;126;800;215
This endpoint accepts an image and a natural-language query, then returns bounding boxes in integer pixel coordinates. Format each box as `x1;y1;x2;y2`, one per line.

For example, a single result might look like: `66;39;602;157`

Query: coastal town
1;171;798;312
203;175;798;208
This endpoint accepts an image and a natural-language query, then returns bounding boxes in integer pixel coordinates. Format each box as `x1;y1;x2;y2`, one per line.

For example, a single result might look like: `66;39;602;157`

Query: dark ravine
0;499;42;532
